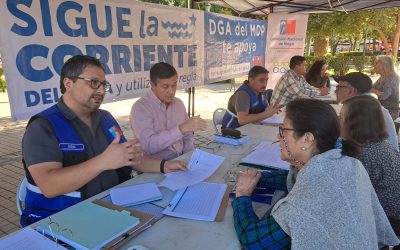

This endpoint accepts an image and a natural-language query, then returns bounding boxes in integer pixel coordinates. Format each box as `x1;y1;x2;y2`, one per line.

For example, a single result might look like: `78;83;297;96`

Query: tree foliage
307;8;400;60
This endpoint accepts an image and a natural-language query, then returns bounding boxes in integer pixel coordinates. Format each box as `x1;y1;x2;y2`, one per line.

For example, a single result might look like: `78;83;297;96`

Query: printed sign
0;0;204;120
265;13;308;89
204;12;267;84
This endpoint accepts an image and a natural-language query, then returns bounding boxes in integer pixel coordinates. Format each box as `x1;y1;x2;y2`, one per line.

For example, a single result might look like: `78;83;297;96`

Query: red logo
280;20;296;35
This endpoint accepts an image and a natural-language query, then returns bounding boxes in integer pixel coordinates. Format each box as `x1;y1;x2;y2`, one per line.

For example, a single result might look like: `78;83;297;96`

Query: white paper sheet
0;227;67;250
110;182;162;206
163;182;227;221
261;114;284;125
240;141;290;170
158;149;225;191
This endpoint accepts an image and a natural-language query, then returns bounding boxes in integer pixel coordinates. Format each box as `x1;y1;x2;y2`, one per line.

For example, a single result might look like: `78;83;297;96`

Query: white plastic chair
213;108;227;134
16;177;28;215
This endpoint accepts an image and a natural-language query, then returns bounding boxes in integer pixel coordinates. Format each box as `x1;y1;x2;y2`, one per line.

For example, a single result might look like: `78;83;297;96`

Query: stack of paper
163;182;227;221
35;201;140;250
0;227;67;250
240;141;290;171
159;149;225;191
261;114;284;125
110;182;162;206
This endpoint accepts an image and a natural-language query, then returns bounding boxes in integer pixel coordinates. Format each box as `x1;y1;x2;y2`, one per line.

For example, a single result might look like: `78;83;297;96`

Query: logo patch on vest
108;125;122;139
59;143;85;151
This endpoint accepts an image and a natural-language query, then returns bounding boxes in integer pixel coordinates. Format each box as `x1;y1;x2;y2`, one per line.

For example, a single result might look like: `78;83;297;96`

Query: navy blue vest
21;105;125;226
221;83;268;129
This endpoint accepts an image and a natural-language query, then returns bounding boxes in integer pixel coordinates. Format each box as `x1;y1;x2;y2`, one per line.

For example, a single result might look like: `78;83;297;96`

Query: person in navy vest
20;55;187;226
221;66;281;129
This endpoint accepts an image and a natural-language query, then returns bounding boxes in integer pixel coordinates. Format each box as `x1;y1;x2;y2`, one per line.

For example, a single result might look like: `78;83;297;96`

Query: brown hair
286;98;340;154
341;95;388;156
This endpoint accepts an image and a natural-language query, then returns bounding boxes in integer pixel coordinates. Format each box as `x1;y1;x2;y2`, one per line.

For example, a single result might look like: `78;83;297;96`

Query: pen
167;186;188;211
271;140;280;144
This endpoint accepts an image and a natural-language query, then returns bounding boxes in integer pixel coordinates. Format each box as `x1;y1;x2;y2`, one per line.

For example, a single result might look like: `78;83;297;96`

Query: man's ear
63;77;73;91
150;81;156;90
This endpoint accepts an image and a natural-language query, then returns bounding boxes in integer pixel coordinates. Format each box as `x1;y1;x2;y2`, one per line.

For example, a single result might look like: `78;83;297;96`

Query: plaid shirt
232;171;290;250
271;69;320;106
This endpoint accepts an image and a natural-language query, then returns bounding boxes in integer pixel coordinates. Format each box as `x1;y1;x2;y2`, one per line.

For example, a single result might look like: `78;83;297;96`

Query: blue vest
21;105;125;226
221;83;268;129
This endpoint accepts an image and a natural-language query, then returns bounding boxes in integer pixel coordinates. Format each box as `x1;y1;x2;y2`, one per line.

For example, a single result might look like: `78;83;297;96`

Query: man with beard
21;55;186;226
221;66;281;129
130;62;206;160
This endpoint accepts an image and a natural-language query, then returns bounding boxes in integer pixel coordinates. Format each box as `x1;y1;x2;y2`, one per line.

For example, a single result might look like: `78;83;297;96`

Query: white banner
265;13;308;89
0;0;204;120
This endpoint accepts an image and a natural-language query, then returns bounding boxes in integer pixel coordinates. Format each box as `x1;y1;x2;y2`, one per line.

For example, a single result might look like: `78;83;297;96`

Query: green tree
307;8;400;61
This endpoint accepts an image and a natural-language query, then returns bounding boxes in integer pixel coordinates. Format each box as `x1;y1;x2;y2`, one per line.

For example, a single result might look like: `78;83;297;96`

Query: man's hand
179;115;207;134
235;169;261;198
319;86;330;96
164;160;187;173
264;103;283;117
100;133;143;170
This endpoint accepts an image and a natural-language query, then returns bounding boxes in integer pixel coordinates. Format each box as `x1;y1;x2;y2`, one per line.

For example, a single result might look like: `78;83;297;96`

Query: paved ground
0;81;240;237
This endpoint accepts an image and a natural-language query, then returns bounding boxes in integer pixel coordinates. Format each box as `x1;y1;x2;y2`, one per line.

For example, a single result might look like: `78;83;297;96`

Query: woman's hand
164;160;187;173
235;169;261;198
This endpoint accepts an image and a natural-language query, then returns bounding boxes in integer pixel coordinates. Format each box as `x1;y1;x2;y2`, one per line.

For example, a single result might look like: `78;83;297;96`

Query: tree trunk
392;11;400;62
314;36;329;56
305;36;311;56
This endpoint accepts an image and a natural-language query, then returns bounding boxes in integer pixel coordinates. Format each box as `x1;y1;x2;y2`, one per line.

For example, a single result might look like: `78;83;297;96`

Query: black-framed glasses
335;85;350;90
71;76;111;92
278;124;296;138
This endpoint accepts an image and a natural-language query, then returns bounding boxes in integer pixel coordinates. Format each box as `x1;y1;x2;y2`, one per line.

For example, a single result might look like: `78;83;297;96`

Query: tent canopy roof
193;0;400;16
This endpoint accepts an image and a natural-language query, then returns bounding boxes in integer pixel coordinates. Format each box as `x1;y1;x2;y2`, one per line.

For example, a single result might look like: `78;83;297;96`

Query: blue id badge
59;143;85;152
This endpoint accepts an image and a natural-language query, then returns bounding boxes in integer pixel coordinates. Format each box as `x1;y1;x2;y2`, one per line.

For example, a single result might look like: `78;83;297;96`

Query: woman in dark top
341;95;400;235
305;60;330;88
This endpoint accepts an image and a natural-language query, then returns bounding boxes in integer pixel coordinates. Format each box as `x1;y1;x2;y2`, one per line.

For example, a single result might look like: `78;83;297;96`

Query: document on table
158;149;225;191
110;182;162;206
0;227;67;250
163;182;227;221
261;114;284;125
240;141;290;171
35;201;140;250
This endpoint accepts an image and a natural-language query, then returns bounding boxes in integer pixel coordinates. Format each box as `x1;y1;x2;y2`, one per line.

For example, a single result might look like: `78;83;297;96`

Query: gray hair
376;55;395;76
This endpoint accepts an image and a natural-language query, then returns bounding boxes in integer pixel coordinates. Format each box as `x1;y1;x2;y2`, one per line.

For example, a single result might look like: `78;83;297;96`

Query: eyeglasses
71;76;111;91
335;85;350;90
278;125;296;138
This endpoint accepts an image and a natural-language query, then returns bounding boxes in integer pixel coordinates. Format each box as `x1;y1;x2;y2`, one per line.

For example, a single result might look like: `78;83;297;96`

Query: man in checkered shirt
270;56;330;106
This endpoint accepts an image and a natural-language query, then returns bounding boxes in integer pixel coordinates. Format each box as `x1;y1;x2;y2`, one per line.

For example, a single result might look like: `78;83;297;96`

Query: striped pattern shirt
271;69;320;106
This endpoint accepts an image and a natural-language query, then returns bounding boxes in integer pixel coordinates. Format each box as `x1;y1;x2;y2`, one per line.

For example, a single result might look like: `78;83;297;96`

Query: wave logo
161;14;197;39
280;20;296;35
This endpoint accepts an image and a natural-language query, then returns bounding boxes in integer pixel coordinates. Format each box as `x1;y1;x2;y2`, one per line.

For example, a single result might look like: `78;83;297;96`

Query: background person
130;62;206;160
232;98;399;249
371;55;400;121
221;66;281;129
21;56;186;226
340;95;400;235
270;56;329;106
334;72;398;151
305;60;331;88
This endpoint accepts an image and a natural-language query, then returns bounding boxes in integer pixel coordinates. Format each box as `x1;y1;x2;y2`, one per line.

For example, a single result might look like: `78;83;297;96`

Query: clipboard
92;200;156;250
215;184;233;221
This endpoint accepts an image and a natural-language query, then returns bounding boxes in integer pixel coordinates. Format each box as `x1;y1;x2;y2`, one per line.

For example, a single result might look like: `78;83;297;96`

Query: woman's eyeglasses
71;76;111;92
278;125;296;138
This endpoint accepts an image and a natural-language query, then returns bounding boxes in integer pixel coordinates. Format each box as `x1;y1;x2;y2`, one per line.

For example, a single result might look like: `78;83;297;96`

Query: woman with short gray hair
372;55;399;120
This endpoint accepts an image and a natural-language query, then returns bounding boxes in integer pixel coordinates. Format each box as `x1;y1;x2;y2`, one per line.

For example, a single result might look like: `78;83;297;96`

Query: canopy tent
192;0;400;16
